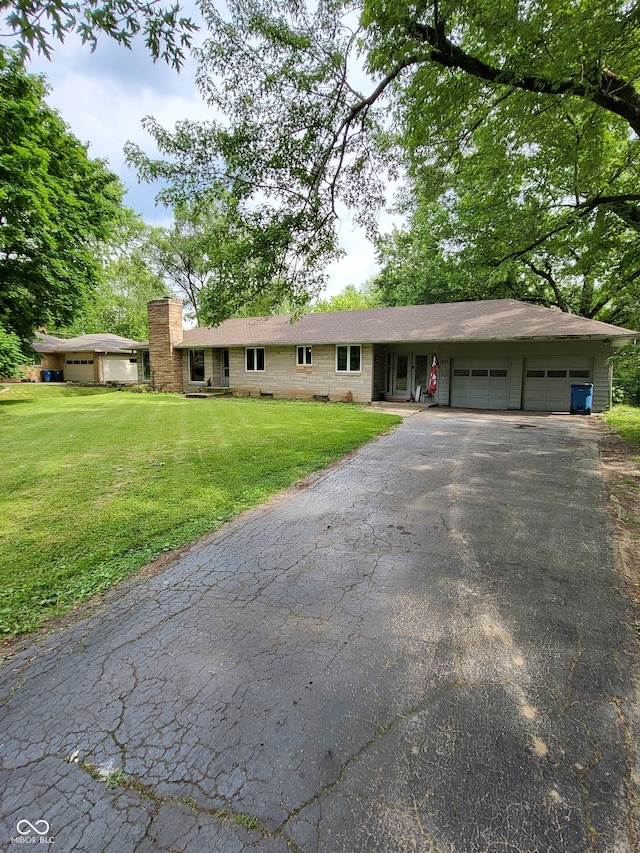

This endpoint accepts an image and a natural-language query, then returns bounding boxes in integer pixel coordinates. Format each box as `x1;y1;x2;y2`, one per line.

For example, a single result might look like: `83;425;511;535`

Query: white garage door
451;359;510;409
64;357;95;383
103;354;138;383
523;357;593;411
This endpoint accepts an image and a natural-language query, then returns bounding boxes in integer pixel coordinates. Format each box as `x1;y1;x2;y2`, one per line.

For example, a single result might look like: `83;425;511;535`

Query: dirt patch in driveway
599;423;640;627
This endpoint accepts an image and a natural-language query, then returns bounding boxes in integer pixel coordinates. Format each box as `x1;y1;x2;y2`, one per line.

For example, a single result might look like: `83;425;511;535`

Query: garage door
64;357;95;383
103;354;138;383
451;359;510;409
523;357;593;411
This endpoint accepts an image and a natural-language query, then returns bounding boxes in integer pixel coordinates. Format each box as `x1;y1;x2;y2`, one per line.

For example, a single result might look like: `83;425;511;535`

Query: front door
393;354;410;398
415;355;429;400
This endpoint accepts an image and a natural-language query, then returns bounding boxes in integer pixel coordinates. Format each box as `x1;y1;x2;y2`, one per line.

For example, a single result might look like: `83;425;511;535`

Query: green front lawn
0;386;400;637
603;405;640;451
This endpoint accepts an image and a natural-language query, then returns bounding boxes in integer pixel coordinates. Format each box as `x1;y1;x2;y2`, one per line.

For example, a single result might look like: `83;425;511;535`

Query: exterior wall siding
176;339;614;410
226;344;374;403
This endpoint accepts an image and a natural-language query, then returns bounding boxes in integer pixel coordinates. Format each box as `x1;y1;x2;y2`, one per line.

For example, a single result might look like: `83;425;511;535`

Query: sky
27;25;394;299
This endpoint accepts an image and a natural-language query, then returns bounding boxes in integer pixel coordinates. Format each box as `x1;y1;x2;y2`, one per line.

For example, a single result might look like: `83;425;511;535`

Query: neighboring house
32;333;145;384
140;297;637;413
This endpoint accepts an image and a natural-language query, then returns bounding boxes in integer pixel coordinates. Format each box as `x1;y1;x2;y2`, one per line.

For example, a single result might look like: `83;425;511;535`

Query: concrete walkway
1;410;638;851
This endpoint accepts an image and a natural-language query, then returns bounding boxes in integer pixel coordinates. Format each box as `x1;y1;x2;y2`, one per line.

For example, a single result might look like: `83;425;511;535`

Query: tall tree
143;195;315;325
55;213;167;340
0;53;126;354
127;0;640;324
373;96;640;326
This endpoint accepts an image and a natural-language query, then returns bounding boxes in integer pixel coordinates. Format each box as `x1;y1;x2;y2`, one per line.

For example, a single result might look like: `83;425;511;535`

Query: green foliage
125;0;376;319
312;283;382;312
105;768;132;789
610;343;640;406
1;0;197;68
372;44;640;325
143;195;310;325
611;344;640;382
0;322;26;377
128;0;640;324
0;386;399;636
0;52;127;352
55;213;167;340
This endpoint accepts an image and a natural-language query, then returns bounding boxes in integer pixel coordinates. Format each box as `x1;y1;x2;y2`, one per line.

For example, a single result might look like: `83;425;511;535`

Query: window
569;369;590;378
526;370;545;378
297;346;312;366
336;345;361;372
453;369;470;377
471;369;488;377
547;369;567;378
142;351;151;382
246;347;265;372
490;369;508;377
189;349;205;382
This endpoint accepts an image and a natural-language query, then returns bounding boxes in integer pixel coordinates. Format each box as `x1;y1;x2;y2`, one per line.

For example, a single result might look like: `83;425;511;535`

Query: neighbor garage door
451;359;510;409
64;357;95;383
523;357;593;411
103;354;138;383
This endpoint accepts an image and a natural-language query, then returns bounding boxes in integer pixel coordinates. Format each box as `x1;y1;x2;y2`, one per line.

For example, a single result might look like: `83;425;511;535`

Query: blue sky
27;24;393;297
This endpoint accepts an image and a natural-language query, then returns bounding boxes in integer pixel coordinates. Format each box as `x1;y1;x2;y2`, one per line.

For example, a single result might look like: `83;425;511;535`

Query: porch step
185;387;233;399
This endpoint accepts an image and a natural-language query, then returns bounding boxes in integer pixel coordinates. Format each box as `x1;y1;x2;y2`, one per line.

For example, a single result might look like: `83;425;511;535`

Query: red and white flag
428;353;439;396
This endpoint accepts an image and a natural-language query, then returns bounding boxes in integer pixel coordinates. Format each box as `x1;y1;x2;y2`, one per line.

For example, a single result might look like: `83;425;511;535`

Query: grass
0;385;400;637
602;405;640;451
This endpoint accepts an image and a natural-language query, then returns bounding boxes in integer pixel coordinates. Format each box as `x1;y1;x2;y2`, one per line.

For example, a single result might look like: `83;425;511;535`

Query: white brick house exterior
141;298;637;413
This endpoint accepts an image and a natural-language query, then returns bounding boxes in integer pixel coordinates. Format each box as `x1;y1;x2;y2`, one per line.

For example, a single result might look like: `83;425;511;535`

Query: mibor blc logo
10;819;55;845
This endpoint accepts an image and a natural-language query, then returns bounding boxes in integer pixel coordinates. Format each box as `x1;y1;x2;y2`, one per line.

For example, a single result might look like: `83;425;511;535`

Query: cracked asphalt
1;409;639;852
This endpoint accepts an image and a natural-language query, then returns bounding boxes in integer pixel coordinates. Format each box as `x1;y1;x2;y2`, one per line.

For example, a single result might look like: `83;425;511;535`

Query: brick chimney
148;297;184;392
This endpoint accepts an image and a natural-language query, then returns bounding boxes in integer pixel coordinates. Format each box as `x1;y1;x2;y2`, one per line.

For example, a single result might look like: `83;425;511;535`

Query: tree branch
410;21;640;136
525;259;571;313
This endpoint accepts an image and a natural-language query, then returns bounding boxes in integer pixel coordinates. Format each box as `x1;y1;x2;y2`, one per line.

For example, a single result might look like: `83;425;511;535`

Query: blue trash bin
51;370;63;382
41;369;52;382
570;383;593;415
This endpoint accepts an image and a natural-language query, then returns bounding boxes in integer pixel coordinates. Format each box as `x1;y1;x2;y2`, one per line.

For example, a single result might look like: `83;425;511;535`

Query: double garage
450;356;594;412
63;353;139;384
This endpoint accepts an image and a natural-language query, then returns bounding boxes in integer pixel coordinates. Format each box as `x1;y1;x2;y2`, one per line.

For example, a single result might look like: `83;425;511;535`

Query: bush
0;325;26;379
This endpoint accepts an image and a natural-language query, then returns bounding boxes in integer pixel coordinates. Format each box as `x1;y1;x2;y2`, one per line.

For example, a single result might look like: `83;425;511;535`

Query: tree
143;195;316;325
372;95;640;326
0;52;127;354
0;324;25;377
127;0;640;324
312;283;380;313
1;0;197;68
55;212;167;340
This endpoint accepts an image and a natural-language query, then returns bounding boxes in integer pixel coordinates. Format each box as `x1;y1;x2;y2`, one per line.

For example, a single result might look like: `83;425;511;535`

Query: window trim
336;344;361;373
245;347;265;372
297;345;313;366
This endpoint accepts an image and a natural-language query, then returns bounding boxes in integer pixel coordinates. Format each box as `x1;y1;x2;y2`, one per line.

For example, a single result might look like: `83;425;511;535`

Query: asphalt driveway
1;410;638;852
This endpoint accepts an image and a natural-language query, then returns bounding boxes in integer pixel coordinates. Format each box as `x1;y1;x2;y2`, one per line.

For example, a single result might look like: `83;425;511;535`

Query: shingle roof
33;333;146;353
175;299;637;348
